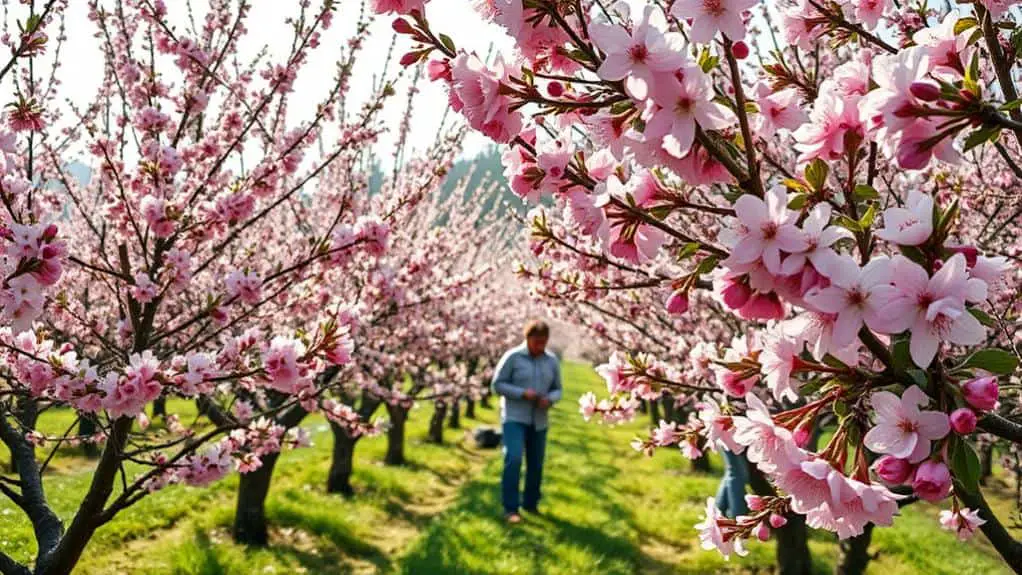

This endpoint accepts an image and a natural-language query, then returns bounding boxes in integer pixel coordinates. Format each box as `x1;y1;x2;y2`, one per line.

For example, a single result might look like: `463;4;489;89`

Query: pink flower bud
43;223;58;240
945;244;979;268
950;408;977;435
720;280;751;310
745;494;764;511
732;41;750;60
909;81;941;102
962;376;999;411
426;59;452;82
399;51;420;67
665;289;689;315
391;18;414;34
769;513;787;528
793;424;811;448
547;81;564;97
737;292;785;321
754;521;771;541
912;460;952;502
873;455;913;484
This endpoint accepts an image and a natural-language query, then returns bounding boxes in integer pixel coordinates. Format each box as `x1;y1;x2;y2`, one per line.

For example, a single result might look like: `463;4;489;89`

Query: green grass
1;362;1018;574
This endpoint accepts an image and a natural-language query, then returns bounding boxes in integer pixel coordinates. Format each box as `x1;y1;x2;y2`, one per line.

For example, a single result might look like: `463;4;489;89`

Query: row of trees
381;0;1022;573
0;1;529;574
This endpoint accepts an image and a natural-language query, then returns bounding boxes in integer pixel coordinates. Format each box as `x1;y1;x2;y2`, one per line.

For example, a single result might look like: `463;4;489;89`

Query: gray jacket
491;343;562;430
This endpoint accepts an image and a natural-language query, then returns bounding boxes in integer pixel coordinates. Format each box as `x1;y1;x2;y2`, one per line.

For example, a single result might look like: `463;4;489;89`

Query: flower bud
665;289;689;315
945;244;978;268
792;423;811;448
745;494;765;511
391;18;414;34
731;41;750;60
909;81;941;102
950;407;977;435
547;81;564;97
912;460;952;502
754;521;771;541
873;455;913;484
769;513;787;528
962;376;999;411
399;51;421;67
43;223;59;240
720;280;751;310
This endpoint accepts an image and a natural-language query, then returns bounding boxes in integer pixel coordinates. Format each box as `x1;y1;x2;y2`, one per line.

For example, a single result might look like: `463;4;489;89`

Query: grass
0;361;1018;574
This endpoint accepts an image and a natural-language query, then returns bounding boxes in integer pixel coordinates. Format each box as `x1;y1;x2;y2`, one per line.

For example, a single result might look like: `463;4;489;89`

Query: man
491;320;562;524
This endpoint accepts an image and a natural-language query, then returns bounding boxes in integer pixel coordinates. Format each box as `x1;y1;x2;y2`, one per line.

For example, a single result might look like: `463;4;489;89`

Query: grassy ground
0;362;1018;574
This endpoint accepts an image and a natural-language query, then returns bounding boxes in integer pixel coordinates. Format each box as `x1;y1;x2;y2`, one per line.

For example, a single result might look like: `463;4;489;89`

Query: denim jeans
502;421;547;514
716;449;749;518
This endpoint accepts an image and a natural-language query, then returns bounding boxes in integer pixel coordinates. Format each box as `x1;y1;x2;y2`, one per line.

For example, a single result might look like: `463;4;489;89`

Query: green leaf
898;245;928;266
892;338;912;371
834;214;863;232
968;307;996;328
787;193;809;210
949;436;982;494
858;203;877;229
833;400;848;418
961;348;1019;375
804;159;829;191
953;17;978;35
438;33;456;54
907;369;928;387
677;242;700;261
782;178;810;194
695;255;720;276
853;184;879;201
963;126;1001;153
1000;99;1022;112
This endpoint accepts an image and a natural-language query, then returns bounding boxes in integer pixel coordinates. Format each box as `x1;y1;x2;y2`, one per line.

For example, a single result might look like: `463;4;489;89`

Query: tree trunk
480;393;491;409
638;399;648;414
151;397;166;417
385;404;408;465
691;452;711;472
327;423;359;496
10;399;38;474
465;398;476;419
980;443;995;486
748;464;813;575
428;402;447;444
836;524;874;575
649;398;661;425
233;452;280;546
78;415;100;458
448;399;461;429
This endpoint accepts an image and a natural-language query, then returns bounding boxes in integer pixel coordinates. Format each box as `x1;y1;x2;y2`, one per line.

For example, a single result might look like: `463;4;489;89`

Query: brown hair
523;319;550;338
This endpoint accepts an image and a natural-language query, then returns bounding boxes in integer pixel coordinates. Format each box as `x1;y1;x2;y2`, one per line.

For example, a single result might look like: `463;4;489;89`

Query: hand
522;388;538;401
536;397;551;409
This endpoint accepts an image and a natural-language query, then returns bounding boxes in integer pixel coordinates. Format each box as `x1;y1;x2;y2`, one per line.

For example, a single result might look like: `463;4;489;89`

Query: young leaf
949;436;982;494
961;348;1019;375
804;159;829;191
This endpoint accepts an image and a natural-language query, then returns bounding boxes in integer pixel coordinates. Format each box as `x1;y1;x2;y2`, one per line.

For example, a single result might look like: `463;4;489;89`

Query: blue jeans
502;421;547;514
716;449;749;518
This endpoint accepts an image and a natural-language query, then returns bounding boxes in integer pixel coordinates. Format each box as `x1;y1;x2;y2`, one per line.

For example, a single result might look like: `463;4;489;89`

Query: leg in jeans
720;449;749;517
501;421;526;514
715;465;731;516
522;425;547;511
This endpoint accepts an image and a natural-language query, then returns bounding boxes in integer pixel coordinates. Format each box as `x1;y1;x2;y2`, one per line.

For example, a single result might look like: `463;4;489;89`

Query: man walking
491;320;562;524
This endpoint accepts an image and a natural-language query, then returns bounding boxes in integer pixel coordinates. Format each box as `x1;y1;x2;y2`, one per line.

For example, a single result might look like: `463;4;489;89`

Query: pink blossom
911;460;952;502
665;289;689;315
873;455;913;484
671;0;757;44
804;255;897;348
225;269;263;305
759;331;802;402
863;386;949;463
131;273;158;304
645;66;735;158
370;0;425;15
792;81;863;162
590;6;686;101
261;336;308;393
961;376;999;411
778;203;851;277
939;507;986;541
753;87;808;138
732;394;804;474
722;186;807;275
949;408;977;435
695;497;747;559
876;254;985;367
450;54;522;143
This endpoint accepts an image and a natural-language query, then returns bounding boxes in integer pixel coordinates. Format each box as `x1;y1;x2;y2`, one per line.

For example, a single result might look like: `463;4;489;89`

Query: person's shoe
522;506;539;515
504;512;523;524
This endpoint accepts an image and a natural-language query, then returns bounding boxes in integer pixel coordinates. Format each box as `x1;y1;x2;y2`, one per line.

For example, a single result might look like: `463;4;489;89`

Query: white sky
27;0;514;169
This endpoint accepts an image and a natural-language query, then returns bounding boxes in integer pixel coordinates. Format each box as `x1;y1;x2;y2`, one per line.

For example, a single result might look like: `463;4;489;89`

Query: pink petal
864;424;917;459
947;310;985;346
909;319;940;368
917;410;950;440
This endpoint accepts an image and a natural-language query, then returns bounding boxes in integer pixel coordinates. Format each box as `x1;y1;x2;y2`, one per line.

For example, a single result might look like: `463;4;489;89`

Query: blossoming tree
377;0;1022;572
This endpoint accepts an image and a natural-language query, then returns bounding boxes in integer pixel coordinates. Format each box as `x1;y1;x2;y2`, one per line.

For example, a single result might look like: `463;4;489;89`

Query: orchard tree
377;0;1022;573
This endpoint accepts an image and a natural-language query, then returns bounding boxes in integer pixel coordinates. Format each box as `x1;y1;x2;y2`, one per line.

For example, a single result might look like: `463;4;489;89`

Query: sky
23;0;514;170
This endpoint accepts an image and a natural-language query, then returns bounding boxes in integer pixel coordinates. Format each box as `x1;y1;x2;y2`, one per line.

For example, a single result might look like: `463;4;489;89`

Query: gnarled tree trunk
836;524;873;575
385;403;408;465
327;423;359;495
448;399;461;429
428;402;447;444
78;415;100;458
649;398;661;425
233;452;280;546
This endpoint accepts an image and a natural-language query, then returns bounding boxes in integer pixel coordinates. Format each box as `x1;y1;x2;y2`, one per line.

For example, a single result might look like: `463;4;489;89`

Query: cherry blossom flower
875;254;985;367
874;191;934;246
911;460;952;502
778;203;852;277
804;255;897;348
722;186;807;275
753;86;808;138
590;6;687;101
939;507;986;541
695;497;748;559
645;66;735;158
671;0;757;44
863;386;950;463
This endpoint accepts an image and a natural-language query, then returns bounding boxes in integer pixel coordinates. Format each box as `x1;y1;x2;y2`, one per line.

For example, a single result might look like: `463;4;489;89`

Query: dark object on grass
473;426;502;449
